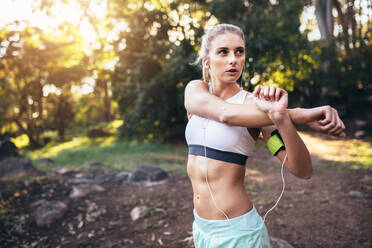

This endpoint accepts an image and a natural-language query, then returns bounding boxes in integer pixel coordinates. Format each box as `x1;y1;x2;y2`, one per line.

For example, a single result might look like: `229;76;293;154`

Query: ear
204;59;210;69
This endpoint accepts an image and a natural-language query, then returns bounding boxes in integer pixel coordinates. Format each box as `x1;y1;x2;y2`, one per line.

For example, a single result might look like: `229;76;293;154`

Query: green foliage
111;1;206;141
0;23;88;147
118;40;200;141
207;0;310;91
23;136;188;174
0;0;370;146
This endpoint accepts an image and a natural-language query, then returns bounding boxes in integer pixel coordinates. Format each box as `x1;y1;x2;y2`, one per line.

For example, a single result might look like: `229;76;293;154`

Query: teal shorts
192;206;271;248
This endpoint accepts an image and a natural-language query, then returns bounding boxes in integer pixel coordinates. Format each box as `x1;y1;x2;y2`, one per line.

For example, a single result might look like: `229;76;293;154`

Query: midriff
187;154;253;220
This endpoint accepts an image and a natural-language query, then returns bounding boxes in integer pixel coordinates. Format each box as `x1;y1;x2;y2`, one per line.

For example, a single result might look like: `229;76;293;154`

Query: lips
226;68;238;72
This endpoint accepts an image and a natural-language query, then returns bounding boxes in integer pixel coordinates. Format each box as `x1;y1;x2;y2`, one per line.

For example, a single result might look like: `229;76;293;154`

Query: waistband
188;144;247;166
193;206;264;236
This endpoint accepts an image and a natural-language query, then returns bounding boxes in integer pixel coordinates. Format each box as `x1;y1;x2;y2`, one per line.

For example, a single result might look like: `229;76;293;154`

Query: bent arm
261;115;312;179
184;80;308;128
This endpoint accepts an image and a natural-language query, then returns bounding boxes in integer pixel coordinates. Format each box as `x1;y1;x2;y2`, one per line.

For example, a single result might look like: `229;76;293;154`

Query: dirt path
1;135;371;247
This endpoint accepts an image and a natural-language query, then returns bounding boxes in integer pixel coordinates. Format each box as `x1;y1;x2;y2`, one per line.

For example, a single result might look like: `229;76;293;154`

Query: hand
253;85;288;120
306;106;346;137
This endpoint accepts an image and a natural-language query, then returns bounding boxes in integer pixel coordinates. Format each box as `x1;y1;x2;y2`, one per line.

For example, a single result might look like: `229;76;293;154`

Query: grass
22;135;188;174
17;122;372;176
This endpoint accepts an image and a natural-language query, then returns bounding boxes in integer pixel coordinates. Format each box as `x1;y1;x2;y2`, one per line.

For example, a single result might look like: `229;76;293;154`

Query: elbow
299;163;313;180
290;160;312;180
301;169;312;180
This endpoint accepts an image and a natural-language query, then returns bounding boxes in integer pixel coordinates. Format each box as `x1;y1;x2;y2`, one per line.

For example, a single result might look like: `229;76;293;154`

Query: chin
222;79;238;85
224;77;240;84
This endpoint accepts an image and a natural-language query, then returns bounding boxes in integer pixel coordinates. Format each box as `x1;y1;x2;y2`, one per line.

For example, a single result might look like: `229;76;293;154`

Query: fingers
322;109;336;132
319;106;332;125
275;87;281;101
255;85;282;101
269;86;275;101
259;85;265;99
317;105;346;137
253;85;261;98
328;112;341;134
262;86;269;100
329;111;346;137
328;111;338;135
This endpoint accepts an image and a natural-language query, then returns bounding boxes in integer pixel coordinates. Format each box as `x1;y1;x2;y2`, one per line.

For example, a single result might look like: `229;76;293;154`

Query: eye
218;49;228;55
236;48;244;54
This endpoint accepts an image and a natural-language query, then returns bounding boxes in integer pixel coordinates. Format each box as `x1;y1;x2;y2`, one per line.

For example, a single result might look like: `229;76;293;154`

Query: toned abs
187;155;253;220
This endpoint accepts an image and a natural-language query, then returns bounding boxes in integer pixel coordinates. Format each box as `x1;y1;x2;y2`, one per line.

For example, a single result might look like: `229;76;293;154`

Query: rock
23;177;35;187
88;161;104;169
130;205;149;221
38;158;55;166
53;167;76;175
355;120;367;127
67;171;129;184
348;190;364;198
85;200;106;222
0;157;35;179
31;199;47;208
0;137;19;161
128;165;168;183
354;130;365;138
69;184;105;199
361;175;372;183
270;237;294;248
35;200;67;228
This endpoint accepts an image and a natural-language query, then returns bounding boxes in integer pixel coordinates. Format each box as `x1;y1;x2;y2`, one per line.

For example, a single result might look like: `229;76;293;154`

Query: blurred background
1;1;371;247
0;0;371;154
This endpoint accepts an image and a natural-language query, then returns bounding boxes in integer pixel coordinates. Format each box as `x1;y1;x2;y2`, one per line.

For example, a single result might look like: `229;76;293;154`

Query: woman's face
207;32;245;84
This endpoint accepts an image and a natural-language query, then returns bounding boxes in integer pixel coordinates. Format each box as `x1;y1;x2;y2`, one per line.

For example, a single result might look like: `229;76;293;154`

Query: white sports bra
185;86;256;166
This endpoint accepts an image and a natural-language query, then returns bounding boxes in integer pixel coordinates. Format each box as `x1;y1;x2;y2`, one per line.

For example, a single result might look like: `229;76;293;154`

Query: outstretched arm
184;80;345;137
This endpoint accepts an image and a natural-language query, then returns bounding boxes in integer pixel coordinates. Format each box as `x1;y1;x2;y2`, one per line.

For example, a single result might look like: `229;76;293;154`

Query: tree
0;23;88;147
109;0;208;141
313;0;372;116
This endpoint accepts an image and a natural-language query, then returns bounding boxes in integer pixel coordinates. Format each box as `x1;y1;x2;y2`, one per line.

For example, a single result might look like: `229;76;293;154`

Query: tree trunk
57;95;65;142
103;80;112;122
332;0;352;58
347;0;357;48
315;0;333;43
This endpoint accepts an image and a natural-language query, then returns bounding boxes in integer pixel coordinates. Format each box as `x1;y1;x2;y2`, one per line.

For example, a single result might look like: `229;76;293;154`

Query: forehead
210;32;245;50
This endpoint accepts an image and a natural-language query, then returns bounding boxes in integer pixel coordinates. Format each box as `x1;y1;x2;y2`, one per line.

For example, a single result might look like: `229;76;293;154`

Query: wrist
268;109;290;124
289;107;309;124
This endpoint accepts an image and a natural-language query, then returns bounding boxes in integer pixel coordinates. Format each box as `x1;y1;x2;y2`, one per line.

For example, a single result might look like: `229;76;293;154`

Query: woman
184;24;345;247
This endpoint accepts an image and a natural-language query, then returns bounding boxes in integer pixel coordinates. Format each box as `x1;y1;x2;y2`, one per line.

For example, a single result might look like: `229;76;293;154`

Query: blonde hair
193;24;245;83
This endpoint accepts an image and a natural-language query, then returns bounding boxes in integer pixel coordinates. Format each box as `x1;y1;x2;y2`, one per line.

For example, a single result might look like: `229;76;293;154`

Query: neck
209;77;241;100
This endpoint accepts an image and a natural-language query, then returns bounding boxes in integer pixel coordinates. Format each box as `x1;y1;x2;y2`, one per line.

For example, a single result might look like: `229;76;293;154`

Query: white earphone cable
202;117;287;231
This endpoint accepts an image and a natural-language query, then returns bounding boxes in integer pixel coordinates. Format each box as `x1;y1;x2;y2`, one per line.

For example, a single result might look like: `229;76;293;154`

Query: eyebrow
217;46;245;50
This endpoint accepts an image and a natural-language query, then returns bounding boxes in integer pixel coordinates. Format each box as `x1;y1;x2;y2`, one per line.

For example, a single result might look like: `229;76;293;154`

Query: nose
228;51;237;65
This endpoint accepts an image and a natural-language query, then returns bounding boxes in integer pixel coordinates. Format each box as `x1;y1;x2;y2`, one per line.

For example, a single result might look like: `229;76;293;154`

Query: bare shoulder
185;80;204;96
185;80;209;98
186;79;204;89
